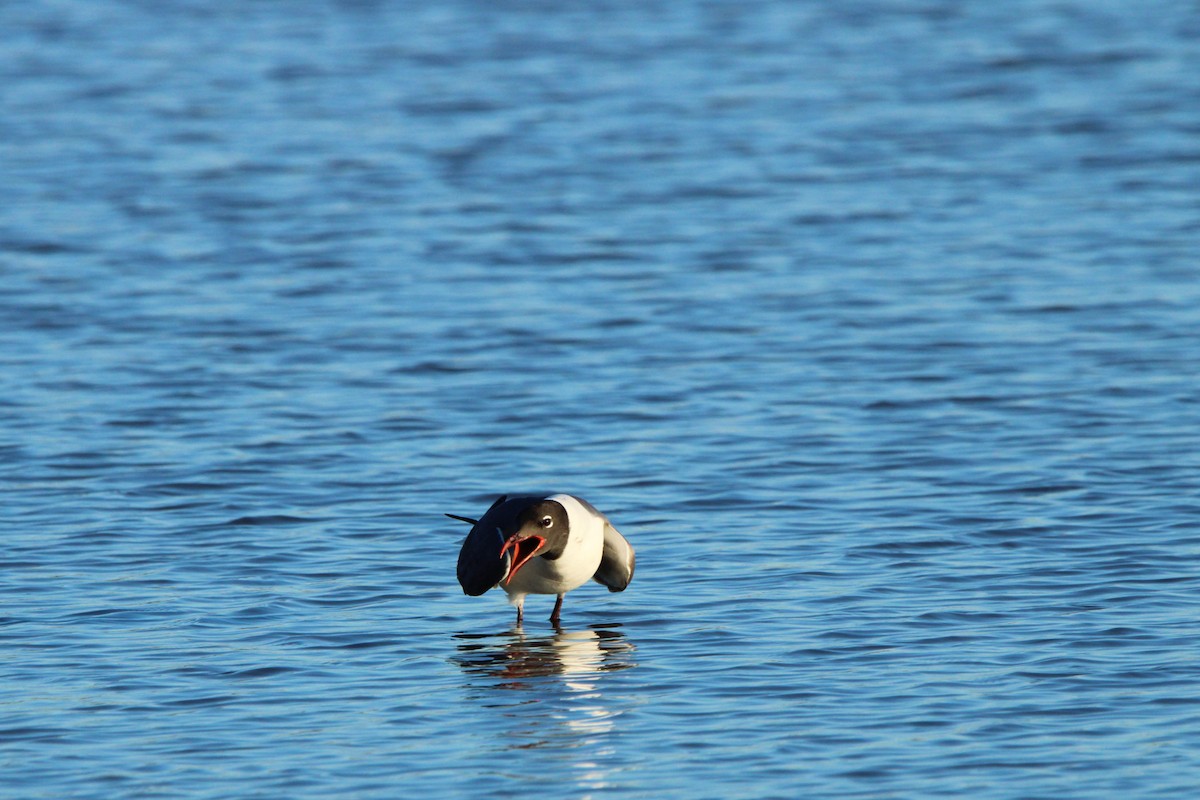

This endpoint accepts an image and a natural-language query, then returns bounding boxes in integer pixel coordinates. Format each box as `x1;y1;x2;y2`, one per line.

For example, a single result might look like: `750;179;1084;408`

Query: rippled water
3;1;1200;797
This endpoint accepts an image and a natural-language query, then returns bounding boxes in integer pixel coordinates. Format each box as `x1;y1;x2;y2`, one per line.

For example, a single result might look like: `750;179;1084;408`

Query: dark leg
515;598;524;626
549;594;564;625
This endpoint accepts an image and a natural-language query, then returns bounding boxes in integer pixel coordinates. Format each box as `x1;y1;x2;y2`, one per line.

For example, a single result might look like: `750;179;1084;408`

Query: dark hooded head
500;498;570;583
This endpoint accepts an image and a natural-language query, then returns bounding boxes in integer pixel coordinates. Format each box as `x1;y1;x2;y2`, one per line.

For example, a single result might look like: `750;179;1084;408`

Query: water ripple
3;0;1200;798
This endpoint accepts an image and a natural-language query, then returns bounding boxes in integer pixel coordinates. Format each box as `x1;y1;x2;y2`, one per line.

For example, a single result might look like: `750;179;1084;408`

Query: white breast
502;494;604;597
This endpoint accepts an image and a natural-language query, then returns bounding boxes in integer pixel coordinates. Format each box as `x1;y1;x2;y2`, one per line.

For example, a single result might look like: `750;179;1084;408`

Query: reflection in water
453;624;637;792
454;623;636;687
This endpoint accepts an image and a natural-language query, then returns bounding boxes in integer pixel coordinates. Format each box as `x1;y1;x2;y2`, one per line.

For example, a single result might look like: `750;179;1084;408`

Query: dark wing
455;495;544;596
593;518;635;593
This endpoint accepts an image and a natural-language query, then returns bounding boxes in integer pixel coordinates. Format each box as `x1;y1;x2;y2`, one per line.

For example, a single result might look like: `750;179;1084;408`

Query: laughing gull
450;494;635;625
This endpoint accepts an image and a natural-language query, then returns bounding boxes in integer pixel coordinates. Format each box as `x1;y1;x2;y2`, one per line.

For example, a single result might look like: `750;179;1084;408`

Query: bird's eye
541;515;553;527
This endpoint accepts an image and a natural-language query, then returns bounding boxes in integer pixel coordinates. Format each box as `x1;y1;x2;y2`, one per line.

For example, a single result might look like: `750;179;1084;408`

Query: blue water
3;1;1200;797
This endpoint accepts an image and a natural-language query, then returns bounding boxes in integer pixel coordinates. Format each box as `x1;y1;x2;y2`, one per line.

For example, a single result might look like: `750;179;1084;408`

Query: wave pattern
2;1;1199;797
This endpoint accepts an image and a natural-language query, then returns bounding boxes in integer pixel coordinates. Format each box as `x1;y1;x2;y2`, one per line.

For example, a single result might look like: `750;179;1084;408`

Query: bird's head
500;499;569;584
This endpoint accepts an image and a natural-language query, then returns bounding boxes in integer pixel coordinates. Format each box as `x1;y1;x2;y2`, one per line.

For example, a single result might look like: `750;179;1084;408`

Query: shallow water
3;1;1200;797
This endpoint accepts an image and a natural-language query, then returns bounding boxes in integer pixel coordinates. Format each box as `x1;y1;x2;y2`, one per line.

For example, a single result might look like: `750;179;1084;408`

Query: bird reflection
451;623;638;791
453;623;635;689
452;624;636;792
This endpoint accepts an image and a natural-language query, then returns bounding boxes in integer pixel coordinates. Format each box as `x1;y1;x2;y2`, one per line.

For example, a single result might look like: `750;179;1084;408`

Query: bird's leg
549;594;564;626
515;598;524;626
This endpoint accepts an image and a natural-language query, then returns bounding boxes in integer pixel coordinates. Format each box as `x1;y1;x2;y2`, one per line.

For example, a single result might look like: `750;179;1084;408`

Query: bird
450;494;635;626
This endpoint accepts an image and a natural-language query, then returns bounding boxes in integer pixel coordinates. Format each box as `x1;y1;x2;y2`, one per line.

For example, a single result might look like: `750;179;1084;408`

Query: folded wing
593;520;635;593
455;495;542;596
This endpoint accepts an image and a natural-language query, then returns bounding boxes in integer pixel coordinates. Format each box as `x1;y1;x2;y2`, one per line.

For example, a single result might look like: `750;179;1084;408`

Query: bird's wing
455;495;543;596
593;519;635;593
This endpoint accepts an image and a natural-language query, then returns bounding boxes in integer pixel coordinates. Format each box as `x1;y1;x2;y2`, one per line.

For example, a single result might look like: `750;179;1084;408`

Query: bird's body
452;493;635;625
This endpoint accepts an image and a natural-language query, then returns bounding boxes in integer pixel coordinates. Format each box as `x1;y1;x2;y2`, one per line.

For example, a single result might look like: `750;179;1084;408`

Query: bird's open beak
500;534;545;584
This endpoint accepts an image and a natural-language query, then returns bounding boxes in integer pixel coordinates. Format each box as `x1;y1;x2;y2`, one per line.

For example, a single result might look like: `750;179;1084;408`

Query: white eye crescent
541;515;553;527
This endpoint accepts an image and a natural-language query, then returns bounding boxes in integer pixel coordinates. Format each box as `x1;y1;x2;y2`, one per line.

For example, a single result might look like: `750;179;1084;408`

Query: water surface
3;1;1200;798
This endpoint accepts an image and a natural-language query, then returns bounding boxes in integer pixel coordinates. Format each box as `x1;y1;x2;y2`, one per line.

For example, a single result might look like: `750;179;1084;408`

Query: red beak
500;535;546;584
